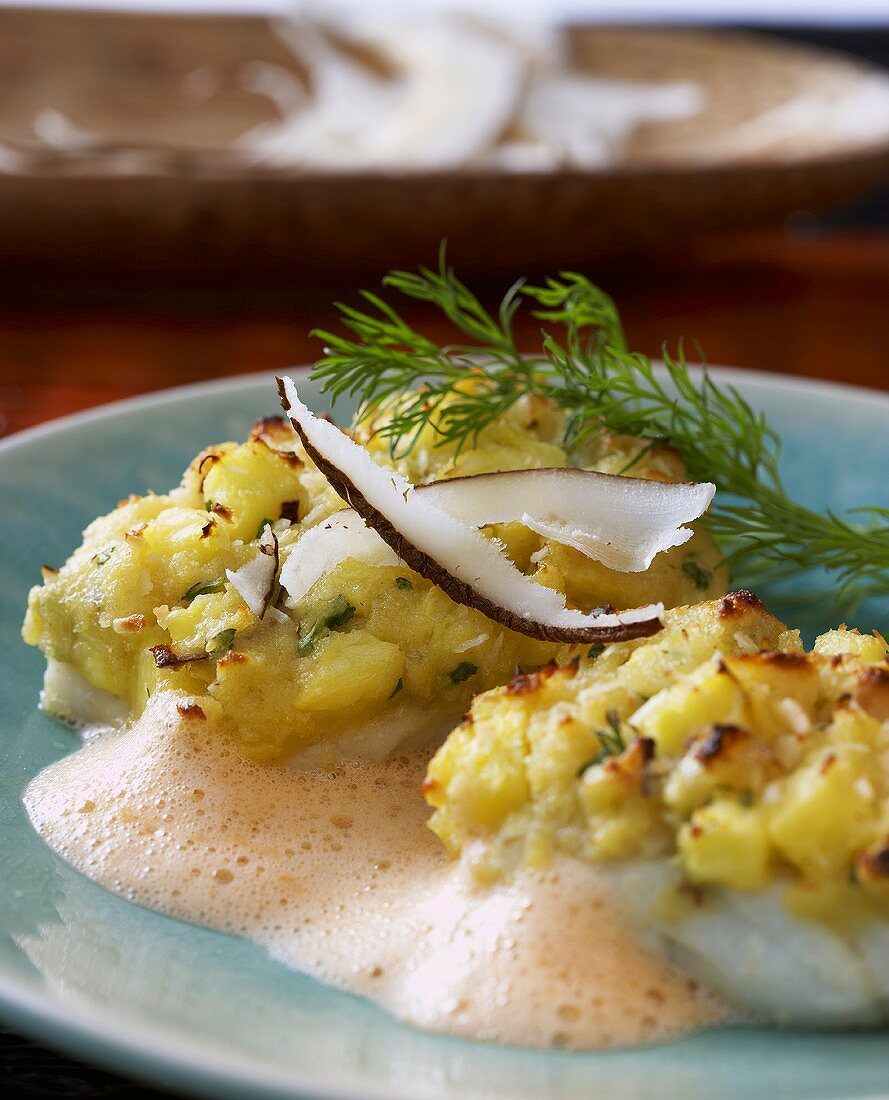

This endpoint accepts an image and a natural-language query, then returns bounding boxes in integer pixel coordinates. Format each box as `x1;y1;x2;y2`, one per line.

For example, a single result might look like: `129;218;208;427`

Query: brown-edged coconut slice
278;474;713;601
417;468;715;572
226;523;280;619
277;377;662;643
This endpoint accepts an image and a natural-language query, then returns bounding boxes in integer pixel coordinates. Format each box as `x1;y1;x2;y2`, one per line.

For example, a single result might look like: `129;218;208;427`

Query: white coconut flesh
417;469;715;572
278;464;714;612
226;523;280;619
279;509;401;605
277;376;665;644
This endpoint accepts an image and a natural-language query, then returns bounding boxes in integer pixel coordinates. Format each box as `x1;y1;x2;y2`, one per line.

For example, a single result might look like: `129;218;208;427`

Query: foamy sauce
24;694;726;1049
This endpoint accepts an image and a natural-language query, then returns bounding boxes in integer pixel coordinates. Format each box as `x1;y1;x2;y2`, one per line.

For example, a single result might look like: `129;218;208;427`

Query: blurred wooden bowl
0;9;886;277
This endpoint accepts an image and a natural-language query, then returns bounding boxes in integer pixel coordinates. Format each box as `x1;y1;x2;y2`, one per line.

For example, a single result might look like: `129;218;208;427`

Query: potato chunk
679;799;772;890
769;745;877;880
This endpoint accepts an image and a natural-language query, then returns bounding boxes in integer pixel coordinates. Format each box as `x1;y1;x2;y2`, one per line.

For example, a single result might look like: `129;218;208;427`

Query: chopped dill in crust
681;561;713;592
449;661;479;684
298;595;357;656
578;709;627;773
182;577;226;604
208;628;236;659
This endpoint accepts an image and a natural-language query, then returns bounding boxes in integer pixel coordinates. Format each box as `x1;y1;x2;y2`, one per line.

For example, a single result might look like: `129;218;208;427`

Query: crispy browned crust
114;614;145;634
600;735;653;792
248;415;289;441
694;723;748;766
858;841;889;881
197;448;223;490
856;666;889;721
150;644;207;669
217;651;248;667
176;702;206;720
250;415;303;465
277;378;662;645
505;660;578;696
717;590;763;618
755;650;810;669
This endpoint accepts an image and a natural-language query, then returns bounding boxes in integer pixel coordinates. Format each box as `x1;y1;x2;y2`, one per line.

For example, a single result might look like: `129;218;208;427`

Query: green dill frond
308;253;889;608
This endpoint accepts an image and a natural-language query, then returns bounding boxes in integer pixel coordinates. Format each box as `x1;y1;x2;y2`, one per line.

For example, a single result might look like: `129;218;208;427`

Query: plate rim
1;364;888;1100
3;363;888;462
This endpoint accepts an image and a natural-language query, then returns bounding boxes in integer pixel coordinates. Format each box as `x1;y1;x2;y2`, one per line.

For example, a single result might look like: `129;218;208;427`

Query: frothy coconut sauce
24;693;727;1049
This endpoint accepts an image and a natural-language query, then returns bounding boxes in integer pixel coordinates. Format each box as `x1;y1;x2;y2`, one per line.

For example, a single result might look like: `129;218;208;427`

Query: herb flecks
182;577;226;604
395;576;414;591
310;253;889;608
298;595;357;655
597;710;626;758
297;621;324;657
587;643;605;661
208;628;236;659
449;661;478;684
578;710;627;774
255;517;274;539
325;594;356;629
94;546;116;567
682;560;713;591
388;677;404;700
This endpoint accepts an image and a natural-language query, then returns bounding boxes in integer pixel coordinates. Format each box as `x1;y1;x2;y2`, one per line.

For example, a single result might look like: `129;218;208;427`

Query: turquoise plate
1;369;888;1100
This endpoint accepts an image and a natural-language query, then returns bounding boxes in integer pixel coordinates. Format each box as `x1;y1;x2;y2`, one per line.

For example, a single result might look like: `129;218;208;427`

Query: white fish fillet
615;860;889;1027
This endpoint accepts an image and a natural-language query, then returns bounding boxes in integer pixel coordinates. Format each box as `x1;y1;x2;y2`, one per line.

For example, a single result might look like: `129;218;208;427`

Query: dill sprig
310;253;889;609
